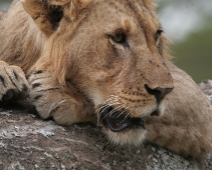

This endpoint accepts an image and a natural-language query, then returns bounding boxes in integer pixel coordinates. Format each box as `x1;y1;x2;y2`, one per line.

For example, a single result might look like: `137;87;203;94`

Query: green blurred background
0;0;212;83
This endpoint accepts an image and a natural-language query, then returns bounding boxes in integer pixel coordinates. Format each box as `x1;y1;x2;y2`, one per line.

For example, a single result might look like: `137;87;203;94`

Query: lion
0;0;212;160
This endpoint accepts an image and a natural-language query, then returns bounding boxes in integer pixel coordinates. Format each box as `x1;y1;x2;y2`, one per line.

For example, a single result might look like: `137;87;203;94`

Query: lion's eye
155;29;163;41
111;31;126;44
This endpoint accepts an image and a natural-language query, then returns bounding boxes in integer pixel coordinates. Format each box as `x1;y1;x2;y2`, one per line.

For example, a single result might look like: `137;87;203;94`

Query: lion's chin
102;126;146;146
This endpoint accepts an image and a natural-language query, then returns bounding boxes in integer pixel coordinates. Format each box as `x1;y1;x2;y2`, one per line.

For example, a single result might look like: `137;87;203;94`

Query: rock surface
0;80;212;170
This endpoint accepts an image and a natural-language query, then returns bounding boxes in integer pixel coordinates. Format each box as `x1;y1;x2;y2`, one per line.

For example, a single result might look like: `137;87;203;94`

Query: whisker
96;95;132;123
115;109;128;119
109;104;127;116
107;102;122;106
116;106;130;118
101;110;112;121
96;97;118;112
104;97;118;103
100;104;123;121
119;112;131;124
95;104;107;114
99;105;111;116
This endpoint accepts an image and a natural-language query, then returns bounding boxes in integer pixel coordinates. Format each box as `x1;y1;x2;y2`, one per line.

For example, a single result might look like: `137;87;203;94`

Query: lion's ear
22;0;70;37
22;0;92;37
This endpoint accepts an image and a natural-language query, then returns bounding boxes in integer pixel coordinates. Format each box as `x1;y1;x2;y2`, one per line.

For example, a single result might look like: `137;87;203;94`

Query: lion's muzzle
100;105;145;132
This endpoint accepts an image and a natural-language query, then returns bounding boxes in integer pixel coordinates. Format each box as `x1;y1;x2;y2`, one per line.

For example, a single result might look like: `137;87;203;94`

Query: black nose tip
145;85;173;102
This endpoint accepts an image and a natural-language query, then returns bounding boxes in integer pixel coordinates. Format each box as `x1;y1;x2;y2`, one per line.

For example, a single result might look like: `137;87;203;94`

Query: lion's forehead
90;0;159;31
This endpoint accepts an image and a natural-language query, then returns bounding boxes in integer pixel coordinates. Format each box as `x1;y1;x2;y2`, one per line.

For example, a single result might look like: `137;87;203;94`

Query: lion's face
60;0;173;145
25;0;174;145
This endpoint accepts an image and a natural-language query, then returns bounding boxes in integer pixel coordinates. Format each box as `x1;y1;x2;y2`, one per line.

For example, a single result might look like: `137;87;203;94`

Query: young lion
0;0;212;159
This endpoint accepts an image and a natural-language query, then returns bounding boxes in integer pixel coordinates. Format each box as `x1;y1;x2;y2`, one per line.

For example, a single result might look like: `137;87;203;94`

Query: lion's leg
0;2;30;103
0;0;45;73
145;63;212;159
28;70;96;125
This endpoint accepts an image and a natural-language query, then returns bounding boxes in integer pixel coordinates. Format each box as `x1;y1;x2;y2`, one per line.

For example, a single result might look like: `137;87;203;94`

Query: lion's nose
145;85;173;102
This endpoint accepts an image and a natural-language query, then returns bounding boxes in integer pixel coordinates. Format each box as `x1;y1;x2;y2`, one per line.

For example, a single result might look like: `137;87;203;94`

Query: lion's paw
28;70;76;125
28;70;96;125
0;61;29;102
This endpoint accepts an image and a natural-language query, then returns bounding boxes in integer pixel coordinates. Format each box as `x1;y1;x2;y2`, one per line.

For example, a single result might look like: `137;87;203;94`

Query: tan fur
0;0;212;159
0;10;4;18
0;0;45;73
146;63;212;158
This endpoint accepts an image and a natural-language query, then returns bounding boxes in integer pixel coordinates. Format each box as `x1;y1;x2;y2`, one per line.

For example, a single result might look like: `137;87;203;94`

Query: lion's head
23;0;174;145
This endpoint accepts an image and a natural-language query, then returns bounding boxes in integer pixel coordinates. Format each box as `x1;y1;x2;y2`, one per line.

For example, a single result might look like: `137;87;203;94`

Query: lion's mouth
100;106;146;132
